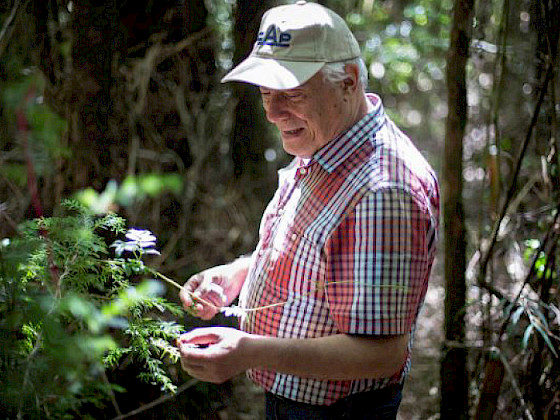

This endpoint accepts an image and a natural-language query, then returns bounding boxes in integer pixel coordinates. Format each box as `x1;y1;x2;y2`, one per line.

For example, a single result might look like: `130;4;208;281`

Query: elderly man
177;2;440;419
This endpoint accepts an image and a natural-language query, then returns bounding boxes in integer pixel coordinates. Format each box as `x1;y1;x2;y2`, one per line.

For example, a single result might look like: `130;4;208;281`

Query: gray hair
321;57;368;91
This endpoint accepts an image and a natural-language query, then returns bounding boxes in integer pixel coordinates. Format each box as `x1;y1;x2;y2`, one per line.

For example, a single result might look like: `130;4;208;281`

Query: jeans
265;384;403;420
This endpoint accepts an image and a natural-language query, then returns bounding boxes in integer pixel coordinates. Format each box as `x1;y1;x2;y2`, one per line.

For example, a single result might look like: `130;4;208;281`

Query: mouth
282;128;304;137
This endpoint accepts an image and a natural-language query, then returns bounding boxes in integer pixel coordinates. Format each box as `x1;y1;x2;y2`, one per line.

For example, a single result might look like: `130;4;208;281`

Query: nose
264;94;290;123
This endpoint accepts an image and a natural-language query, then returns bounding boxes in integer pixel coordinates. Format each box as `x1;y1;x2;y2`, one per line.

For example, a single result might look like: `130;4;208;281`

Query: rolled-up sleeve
325;187;433;336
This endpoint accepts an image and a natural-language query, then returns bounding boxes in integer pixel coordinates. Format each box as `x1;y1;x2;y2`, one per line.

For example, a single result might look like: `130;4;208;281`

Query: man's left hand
177;327;252;383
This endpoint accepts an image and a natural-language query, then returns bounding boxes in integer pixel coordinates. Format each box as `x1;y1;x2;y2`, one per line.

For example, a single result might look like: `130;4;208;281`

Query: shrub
0;200;184;419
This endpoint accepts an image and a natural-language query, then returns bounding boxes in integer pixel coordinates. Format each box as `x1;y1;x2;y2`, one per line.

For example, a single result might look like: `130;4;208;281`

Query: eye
285;92;303;101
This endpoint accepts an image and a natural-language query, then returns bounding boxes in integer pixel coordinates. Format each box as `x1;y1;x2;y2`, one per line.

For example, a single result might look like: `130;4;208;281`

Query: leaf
511;305;525;325
550;304;560;326
522;324;534;349
532;322;559;358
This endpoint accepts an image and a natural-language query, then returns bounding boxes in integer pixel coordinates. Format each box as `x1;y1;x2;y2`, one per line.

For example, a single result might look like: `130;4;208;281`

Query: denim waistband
265;383;404;420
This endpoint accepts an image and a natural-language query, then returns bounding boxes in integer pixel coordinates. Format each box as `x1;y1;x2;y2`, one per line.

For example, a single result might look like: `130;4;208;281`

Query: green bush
0;201;184;419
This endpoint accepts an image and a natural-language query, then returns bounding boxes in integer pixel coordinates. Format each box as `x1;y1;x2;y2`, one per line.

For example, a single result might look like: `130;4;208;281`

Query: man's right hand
179;257;251;320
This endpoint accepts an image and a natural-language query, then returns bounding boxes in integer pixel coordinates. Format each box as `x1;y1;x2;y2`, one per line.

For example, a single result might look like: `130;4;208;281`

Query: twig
0;202;20;234
110;378;199;420
154;271;184;291
102;370;122;417
154;271;220;315
157;271;409;315
17;332;43;420
444;341;535;420
0;0;31;58
0;0;20;42
157;27;212;64
496;201;560;342
494;348;535;420
477;279;507;302
18;86;43;219
16;295;61;419
478;57;556;287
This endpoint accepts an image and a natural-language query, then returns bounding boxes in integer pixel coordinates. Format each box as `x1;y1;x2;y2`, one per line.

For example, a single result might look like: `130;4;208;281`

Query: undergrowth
0;200;184;419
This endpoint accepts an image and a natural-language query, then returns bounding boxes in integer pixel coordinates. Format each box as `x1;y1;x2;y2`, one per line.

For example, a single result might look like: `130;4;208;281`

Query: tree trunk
440;0;473;418
230;0;275;188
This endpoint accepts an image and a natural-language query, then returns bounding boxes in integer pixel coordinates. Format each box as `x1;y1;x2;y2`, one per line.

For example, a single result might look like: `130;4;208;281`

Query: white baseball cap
221;1;361;89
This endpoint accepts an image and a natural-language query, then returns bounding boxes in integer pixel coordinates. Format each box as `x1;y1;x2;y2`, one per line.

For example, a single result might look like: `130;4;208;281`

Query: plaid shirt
238;94;440;406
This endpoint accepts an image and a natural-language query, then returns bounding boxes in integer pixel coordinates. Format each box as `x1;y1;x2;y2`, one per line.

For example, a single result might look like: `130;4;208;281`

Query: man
177;2;440;419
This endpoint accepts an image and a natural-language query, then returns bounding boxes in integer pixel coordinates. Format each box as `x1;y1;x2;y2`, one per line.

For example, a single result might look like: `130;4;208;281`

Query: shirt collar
311;93;386;173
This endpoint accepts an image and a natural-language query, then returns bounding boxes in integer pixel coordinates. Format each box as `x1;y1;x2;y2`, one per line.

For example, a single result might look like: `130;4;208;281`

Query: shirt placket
260;162;310;251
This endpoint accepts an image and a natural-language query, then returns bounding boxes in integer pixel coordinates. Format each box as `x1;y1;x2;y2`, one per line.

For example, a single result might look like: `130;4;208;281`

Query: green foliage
523;238;555;281
507;298;559;358
75;175;183;215
508;239;560;358
348;0;451;97
327;0;452;167
0;201;184;419
0;70;70;183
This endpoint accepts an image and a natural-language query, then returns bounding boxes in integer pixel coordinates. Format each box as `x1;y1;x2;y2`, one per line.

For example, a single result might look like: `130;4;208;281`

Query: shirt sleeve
324;186;434;336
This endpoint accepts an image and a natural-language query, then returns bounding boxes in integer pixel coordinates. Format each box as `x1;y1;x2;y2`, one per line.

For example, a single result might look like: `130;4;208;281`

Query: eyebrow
259;88;305;94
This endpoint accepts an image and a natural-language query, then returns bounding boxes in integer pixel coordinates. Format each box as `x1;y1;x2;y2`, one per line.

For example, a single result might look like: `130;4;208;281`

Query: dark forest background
1;0;559;419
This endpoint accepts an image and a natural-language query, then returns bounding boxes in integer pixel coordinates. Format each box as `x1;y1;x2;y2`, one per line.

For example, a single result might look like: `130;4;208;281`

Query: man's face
259;72;351;158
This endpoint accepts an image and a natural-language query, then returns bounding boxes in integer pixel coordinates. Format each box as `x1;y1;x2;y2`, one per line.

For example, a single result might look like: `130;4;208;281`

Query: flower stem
153;271;219;310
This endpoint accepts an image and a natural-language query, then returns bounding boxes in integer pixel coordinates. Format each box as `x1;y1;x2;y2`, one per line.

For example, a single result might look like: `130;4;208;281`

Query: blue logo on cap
257;25;292;47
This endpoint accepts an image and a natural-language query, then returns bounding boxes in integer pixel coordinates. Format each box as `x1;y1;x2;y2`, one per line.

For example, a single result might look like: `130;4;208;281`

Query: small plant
0;200;184;419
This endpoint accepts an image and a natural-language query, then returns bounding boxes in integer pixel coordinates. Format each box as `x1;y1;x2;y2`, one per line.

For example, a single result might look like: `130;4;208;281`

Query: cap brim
221;56;325;90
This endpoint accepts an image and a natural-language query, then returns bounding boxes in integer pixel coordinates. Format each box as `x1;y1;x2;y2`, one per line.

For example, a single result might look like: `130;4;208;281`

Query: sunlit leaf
522;324;534;349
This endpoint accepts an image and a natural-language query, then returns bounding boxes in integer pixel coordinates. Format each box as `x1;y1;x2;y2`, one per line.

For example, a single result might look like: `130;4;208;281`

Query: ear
342;63;360;93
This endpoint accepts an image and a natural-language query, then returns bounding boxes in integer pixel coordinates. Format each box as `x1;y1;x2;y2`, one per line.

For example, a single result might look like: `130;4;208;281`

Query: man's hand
177;327;253;383
177;328;408;384
179;257;250;320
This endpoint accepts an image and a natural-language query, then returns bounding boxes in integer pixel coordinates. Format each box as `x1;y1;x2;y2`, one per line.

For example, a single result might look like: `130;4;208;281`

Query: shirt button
291;233;298;241
298;168;307;176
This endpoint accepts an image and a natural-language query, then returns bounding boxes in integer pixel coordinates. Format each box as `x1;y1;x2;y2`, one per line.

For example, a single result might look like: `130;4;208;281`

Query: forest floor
215;257;445;420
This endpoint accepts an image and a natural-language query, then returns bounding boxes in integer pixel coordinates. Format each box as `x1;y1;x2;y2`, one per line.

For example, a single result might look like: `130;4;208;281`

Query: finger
198;282;227;304
189;292;223;320
183;302;202;317
180;277;201;309
192;283;226;314
197;307;219;321
178;330;220;346
180;357;205;373
185;275;202;293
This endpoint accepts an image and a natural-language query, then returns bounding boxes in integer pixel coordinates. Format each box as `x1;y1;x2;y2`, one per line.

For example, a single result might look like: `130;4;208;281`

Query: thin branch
157;27;212;64
0;0;30;58
18;87;43;219
110;378;199;420
478;57;557;286
0;202;20;234
102;370;122;417
157;270;409;316
444;342;535;420
496;197;560;342
0;0;20;41
17;331;43;420
494;348;535;420
478;279;507;303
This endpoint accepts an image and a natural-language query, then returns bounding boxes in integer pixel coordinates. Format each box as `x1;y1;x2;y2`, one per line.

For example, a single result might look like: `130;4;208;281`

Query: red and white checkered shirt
238;94;440;405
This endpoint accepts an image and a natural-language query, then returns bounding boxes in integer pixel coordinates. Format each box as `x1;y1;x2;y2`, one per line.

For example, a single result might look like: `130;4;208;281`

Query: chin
282;140;310;158
282;146;305;158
